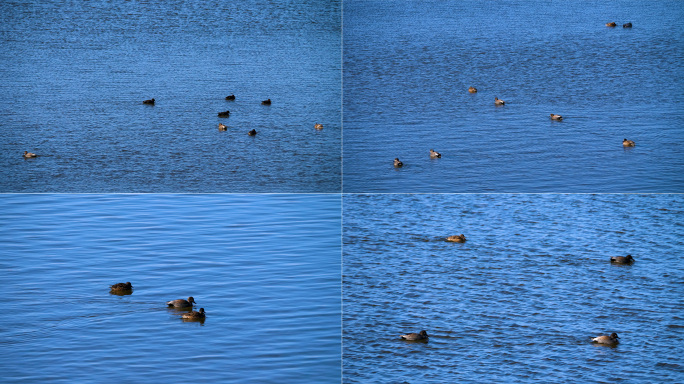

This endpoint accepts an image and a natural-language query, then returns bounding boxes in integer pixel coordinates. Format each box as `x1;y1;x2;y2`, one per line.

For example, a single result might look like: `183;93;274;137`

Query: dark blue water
343;194;684;383
0;194;341;383
343;0;684;192
0;0;341;192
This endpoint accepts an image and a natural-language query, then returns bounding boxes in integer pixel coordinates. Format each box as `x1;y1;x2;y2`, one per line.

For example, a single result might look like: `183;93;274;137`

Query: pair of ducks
467;86;505;106
218;123;257;136
393;150;442;167
400;330;620;346
109;282;206;320
606;22;632;28
225;95;270;104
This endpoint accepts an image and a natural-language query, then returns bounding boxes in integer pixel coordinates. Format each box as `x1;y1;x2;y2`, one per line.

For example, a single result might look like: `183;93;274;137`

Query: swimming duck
23;151;37;158
495;97;505;105
182;308;206;320
218;111;230;117
225;95;236;100
550;114;563;121
623;22;632;28
606;22;617;27
248;129;257;136
394;158;403;167
429;149;441;158
592;333;619;345
142;98;155;105
110;282;133;292
218;123;227;131
468;86;477;93
167;297;196;308
261;99;271;105
401;330;429;341
611;255;635;264
623;138;636;147
446;234;466;243
314;123;324;130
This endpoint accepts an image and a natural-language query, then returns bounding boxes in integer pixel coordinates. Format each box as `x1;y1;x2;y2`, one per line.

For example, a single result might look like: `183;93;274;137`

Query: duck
468;86;477;93
393;158;403;167
623;138;636;147
623;22;632;28
225;94;236;100
23;151;37;158
248;129;257;136
429;149;441;158
446;234;466;243
218;123;227;131
182;308;206;320
401;330;429;341
494;97;505;105
218;111;230;117
167;296;196;308
592;332;619;345
109;282;133;292
606;22;617;27
314;123;324;130
550;114;563;121
261;99;271;105
142;98;155;105
611;255;635;264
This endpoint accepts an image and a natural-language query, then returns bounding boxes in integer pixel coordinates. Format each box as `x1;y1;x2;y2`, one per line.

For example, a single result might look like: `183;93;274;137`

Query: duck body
446;234;467;242
142;98;155;105
23;151;37;158
623;139;636;147
550;114;563;121
393;158;403;167
110;282;133;292
429;149;441;158
167;296;196;308
401;330;429;341
592;333;619;345
248;129;257;136
261;99;271;105
218;123;227;131
182;308;206;320
623;22;632;28
611;255;635;264
314;123;324;130
606;22;617;27
494;97;505;105
218;111;230;117
225;94;236;100
468;86;477;93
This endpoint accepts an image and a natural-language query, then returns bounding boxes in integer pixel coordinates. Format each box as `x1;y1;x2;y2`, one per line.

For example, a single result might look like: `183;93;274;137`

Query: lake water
0;194;341;383
343;194;684;383
0;0;341;192
343;0;684;192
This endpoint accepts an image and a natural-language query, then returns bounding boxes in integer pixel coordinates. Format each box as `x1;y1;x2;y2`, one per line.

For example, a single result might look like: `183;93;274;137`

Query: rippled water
343;0;684;192
343;194;684;383
0;194;341;383
0;0;341;192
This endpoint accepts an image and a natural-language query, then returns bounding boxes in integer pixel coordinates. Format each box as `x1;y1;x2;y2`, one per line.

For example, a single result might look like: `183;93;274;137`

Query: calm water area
343;194;684;383
0;194;341;383
343;0;684;192
1;0;341;192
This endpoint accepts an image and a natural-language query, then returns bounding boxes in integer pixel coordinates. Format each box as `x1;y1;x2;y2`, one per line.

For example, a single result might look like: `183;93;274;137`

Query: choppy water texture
343;0;684;192
0;0;341;192
343;194;684;383
0;194;341;383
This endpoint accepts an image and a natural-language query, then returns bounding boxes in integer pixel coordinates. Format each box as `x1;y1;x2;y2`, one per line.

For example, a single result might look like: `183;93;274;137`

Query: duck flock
109;282;206;322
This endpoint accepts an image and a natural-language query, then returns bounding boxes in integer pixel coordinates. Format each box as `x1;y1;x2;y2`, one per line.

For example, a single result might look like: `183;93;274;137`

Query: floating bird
623;22;632;28
550;114;563;121
394;158;403;167
23;151;37;158
218;123;227;131
314;123;324;130
182;308;206;320
606;22;617;27
248;129;257;136
623;138;636;147
401;330;429;341
218;111;230;117
592;333;619;345
225;94;236;100
167;297;196;308
446;234;467;243
468;86;477;93
611;255;635;264
109;282;133;292
143;98;155;105
495;97;505;105
429;149;441;158
261;99;271;105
